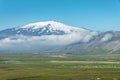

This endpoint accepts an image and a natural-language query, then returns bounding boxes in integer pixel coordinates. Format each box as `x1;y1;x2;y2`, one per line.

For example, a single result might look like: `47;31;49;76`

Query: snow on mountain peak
20;21;87;33
21;21;61;28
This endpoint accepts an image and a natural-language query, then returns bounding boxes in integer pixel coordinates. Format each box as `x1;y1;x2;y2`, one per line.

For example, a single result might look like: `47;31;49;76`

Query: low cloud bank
0;31;98;52
101;33;112;42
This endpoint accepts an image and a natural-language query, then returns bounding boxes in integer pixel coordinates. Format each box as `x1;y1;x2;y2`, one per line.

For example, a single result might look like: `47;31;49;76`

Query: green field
0;53;120;80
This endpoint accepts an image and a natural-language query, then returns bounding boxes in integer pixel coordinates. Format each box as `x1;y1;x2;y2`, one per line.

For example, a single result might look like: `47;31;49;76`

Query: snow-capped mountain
0;21;120;53
0;21;98;42
0;21;91;37
20;21;86;33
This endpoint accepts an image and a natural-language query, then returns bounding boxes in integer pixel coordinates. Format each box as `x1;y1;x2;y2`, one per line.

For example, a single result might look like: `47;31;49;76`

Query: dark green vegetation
0;53;120;80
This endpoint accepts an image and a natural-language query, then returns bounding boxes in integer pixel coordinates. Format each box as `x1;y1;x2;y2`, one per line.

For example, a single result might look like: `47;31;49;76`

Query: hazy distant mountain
0;21;120;53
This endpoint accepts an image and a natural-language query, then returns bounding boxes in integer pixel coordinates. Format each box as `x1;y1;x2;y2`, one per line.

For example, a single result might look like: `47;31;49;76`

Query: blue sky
0;0;120;31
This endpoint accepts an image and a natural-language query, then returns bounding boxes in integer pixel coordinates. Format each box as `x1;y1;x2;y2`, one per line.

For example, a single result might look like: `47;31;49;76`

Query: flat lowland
0;53;120;80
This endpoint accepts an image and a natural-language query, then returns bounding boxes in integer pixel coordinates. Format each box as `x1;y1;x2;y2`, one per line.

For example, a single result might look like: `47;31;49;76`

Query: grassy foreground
0;53;120;80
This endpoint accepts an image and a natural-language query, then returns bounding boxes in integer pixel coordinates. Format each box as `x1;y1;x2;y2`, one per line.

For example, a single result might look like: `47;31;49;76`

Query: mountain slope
0;21;98;44
0;21;120;53
0;21;90;37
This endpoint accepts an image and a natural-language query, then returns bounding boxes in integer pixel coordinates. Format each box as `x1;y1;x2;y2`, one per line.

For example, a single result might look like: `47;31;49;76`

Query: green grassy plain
0;53;120;80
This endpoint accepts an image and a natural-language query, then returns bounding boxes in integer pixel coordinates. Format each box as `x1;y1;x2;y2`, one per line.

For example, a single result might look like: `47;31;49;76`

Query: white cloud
0;31;98;52
101;33;112;42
